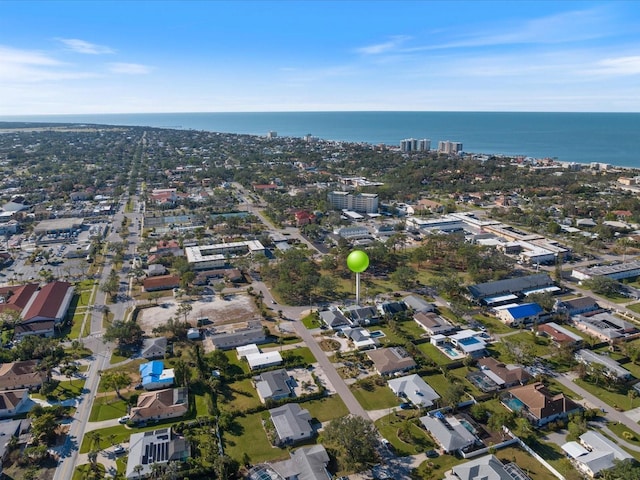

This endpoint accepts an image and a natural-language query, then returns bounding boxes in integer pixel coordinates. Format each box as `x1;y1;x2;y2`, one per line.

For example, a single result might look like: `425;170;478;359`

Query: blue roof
140;360;164;377
506;303;543;319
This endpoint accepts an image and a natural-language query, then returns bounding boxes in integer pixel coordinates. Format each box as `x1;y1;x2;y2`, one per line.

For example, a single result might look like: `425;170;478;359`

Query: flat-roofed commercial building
185;240;265;270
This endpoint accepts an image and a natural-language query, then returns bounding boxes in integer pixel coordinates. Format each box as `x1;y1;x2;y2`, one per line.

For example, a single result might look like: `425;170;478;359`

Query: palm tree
133;464;144;479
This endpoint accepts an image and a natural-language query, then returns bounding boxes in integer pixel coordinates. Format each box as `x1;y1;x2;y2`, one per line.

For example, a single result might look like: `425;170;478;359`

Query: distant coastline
1;111;639;168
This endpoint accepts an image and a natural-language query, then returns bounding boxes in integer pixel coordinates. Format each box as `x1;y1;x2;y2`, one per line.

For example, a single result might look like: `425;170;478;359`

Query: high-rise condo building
327;191;379;213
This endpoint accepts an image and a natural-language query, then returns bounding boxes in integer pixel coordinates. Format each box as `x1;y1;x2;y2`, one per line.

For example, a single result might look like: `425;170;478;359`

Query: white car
113;445;126;455
118;415;130;424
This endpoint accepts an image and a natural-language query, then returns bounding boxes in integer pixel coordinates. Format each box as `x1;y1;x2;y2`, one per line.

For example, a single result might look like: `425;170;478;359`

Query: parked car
118;415;130;424
113;445;126;455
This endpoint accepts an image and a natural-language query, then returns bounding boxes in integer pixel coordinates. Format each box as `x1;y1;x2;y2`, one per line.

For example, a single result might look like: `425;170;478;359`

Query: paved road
54;183;143;478
291;318;369;419
555;371;640;437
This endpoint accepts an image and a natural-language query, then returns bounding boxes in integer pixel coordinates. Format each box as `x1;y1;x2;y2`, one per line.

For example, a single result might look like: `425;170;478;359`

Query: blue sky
1;1;639;114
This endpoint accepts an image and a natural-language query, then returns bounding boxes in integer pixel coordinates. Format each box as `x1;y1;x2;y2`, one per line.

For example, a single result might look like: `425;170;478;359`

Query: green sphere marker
347;250;369;273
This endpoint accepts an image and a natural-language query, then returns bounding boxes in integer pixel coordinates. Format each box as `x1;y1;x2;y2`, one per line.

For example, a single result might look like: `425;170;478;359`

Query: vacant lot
138;293;258;334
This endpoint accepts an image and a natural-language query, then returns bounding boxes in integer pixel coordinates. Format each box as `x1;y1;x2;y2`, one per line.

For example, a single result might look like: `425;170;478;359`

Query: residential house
367;347;417;376
575;349;632;381
0;389;28;418
342;305;379;326
475;357;531;390
254;369;294;403
143;275;181;292
572;312;640;343
270;444;331;480
495;303;544;327
554;297;600;317
420;413;478;454
147;264;167;277
208;322;267;350
246;351;283;371
343;327;377;350
125;428;190;479
538;322;583;348
269;403;314;445
377;301;408;317
0;360;45;391
140;337;168;360
129;388;188;423
139;361;175;391
502;382;582;427
0;419;31;476
387;374;440;408
449;330;487;358
413;312;456;336
237;344;260;359
562;430;633;478
403;295;436;313
450;454;532;480
318;309;350;329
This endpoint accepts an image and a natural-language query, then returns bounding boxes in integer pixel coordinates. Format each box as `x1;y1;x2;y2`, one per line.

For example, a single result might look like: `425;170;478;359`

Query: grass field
302;313;322;329
282;346;317;365
223;412;290;464
73;463;105;480
375;412;434;456
473;314;512;334
574;378;640;411
32;379;85;402
350;381;400;410
303;395;349;422
496;446;565;480
89;394;129;422
219;378;262;414
416;342;456;366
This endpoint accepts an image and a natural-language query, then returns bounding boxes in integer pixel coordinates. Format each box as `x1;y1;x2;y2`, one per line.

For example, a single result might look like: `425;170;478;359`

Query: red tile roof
21;281;74;322
0;283;39;315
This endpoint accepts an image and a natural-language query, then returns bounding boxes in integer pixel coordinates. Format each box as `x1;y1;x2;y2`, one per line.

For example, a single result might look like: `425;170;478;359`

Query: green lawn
397;320;427;340
413;452;465;478
607;421;640;447
219;378;263;414
31;379;84;402
223;350;251;375
375;412;435;456
282;346;317;365
505;331;554;357
473;314;512;334
109;351;132;365
303;395;349;422
628;302;640;314
223;412;289;464
89;394;129;422
574;378;640;411
302;313;322;329
496;447;565;480
73;463;105;480
372;325;406;346
69;312;86;339
350;381;400;410
416;342;456;366
98;359;144;393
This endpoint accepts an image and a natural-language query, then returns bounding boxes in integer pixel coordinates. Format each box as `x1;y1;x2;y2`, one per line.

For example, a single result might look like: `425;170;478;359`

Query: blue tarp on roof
506;303;543;319
140;360;166;385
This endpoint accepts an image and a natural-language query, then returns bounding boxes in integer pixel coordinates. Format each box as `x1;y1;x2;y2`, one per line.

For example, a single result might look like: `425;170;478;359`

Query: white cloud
355;35;411;55
108;63;152;75
58;38;115;54
591;56;640;76
0;45;62;66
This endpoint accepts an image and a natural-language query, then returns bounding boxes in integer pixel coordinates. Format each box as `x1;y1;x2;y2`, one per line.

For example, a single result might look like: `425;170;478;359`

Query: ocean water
1;111;639;168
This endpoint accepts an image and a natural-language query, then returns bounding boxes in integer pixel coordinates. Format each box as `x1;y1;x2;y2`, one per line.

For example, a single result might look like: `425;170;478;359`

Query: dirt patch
319;339;341;352
137;293;259;335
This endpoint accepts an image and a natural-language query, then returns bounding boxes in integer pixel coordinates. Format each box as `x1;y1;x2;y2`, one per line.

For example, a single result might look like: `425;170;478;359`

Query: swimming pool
369;330;386;338
442;347;461;357
504;397;525;412
458;336;481;346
